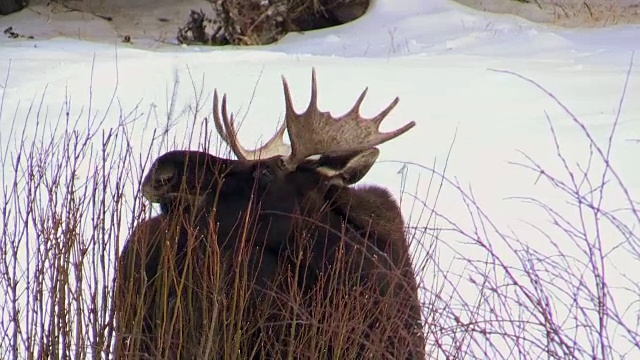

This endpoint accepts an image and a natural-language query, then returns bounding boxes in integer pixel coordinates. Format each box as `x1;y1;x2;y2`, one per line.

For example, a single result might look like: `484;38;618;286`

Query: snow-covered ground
1;0;639;358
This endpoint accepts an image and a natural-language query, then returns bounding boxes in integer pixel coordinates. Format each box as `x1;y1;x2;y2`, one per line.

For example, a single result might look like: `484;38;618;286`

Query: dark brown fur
115;215;168;359
115;150;426;359
315;184;425;357
115;211;282;359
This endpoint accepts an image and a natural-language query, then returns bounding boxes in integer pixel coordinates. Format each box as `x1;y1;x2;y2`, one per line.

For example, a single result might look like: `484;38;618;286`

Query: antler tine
308;68;319;112
282;68;319;117
282;74;296;117
213;90;248;160
372;96;400;125
212;91;232;145
344;87;369;118
212;89;291;161
281;67;416;170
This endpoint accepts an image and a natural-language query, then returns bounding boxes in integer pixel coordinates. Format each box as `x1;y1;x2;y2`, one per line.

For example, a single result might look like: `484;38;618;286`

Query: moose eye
156;175;172;185
253;167;273;182
153;166;176;187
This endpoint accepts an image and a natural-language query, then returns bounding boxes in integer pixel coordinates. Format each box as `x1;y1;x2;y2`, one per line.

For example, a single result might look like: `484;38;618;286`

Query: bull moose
114;69;426;359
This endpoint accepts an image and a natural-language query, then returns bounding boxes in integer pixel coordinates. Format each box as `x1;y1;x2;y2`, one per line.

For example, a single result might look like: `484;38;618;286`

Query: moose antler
213;68;416;169
212;93;289;160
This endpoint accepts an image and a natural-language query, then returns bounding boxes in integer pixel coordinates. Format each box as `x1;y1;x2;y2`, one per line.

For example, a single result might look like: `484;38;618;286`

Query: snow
1;0;639;357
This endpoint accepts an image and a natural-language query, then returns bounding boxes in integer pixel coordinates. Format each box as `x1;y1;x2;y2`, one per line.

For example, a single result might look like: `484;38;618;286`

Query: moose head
140;68;414;226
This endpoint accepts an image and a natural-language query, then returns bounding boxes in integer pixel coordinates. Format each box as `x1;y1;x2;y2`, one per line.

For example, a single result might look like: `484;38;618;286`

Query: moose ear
314;148;380;186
